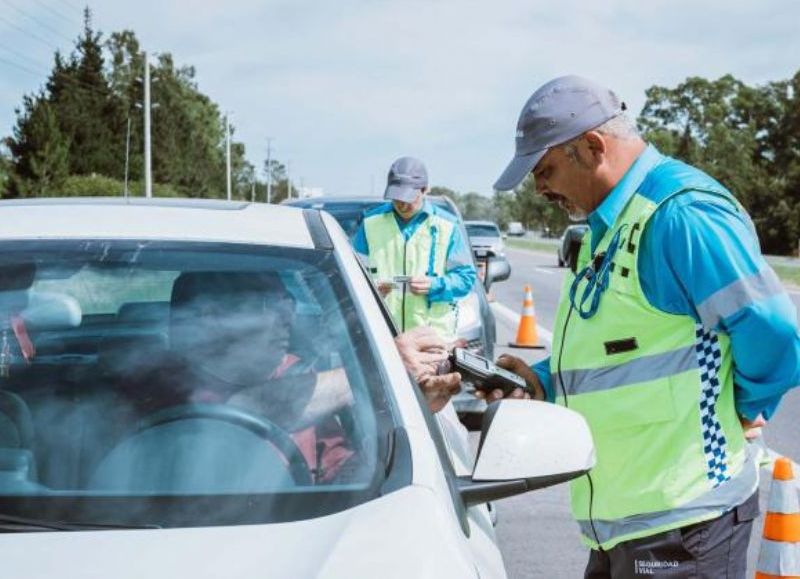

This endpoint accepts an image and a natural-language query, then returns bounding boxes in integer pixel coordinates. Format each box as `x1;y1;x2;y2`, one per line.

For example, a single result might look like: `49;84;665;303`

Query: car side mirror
457;400;595;506
483;256;510;290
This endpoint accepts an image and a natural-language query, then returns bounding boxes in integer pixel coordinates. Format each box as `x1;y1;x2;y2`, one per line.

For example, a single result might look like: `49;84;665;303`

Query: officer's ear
582;131;607;166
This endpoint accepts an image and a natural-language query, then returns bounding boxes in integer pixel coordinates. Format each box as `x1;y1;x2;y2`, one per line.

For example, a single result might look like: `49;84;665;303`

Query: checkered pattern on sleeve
695;325;730;487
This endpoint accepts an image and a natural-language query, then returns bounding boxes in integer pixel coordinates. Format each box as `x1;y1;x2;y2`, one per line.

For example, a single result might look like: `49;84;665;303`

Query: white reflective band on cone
757;539;800;576
768;479;800;514
522;306;535;316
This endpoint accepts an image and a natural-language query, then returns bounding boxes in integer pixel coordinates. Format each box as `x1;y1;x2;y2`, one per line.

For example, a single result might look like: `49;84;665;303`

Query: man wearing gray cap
353;156;476;341
487;76;800;577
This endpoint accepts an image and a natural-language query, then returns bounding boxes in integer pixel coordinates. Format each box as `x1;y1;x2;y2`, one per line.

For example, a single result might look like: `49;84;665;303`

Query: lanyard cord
568;225;627;320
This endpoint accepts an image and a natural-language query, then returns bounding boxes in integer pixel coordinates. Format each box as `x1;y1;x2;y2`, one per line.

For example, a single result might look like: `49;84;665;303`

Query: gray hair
594;113;639;139
560;113;639;166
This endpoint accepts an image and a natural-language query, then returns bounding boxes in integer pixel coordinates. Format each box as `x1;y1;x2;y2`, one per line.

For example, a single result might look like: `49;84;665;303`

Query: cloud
2;0;799;195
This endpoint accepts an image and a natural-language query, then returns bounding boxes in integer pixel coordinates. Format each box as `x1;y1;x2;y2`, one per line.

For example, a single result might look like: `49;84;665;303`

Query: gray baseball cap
384;156;428;202
494;75;626;191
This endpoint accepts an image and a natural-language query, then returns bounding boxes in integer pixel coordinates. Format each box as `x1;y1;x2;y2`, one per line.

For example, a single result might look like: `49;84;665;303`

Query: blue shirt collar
588;144;663;247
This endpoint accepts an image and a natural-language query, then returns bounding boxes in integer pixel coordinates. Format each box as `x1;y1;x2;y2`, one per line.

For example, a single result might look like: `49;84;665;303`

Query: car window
0;240;400;528
466;224;500;238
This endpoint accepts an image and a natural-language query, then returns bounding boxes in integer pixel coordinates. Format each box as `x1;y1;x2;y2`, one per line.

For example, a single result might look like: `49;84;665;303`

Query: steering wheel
137;403;313;485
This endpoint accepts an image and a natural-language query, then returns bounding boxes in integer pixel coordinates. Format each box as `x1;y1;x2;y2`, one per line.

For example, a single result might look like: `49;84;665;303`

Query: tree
5;95;69;197
48;8;123;179
4;15;252;199
0;145;10;194
638;72;800;254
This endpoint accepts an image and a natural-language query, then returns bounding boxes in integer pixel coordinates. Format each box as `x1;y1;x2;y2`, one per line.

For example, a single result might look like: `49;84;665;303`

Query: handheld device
449;347;528;395
392;275;413;284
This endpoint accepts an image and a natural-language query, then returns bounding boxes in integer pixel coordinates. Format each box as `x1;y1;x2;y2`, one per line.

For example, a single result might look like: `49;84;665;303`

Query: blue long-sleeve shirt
533;145;800;421
352;199;476;303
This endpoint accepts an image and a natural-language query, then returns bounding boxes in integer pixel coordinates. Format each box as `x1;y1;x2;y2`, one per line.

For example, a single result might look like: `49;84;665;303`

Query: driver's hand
474;354;545;402
394;326;462;414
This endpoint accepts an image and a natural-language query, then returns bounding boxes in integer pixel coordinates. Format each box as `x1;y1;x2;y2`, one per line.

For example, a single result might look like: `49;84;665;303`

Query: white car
0;198;594;579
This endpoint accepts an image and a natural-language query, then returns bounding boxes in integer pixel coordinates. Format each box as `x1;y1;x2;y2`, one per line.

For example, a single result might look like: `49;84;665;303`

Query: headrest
117;302;169;325
170;272;286;308
0;263;36;314
20;292;82;329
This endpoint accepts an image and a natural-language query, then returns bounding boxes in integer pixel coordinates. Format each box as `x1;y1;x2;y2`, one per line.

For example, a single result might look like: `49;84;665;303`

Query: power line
31;0;80;27
1;0;74;44
0;41;50;74
0;54;47;78
51;0;82;14
0;13;63;49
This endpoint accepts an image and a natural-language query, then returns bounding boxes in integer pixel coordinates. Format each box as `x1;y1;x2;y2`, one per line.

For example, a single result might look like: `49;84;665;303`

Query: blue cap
494;75;626;191
384;156;428;202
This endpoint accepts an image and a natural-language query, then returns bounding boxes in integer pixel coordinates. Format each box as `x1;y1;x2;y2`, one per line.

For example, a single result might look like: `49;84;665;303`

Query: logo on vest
634;559;679;575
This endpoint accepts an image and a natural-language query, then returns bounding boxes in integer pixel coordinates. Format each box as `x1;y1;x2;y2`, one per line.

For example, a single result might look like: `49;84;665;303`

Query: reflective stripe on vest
363;209;456;339
550;159;756;550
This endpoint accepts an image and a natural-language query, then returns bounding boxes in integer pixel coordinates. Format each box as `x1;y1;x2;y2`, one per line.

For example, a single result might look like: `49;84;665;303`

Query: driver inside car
164;271;356;484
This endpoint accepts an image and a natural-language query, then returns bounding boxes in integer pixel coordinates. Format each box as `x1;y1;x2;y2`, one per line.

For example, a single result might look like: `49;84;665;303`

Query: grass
506;238;558;254
772;265;800;289
507;238;800;288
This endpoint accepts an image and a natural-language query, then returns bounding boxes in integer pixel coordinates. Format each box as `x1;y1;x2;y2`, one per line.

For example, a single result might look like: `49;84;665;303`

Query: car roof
282;196;384;208
0;197;316;248
464;220;499;227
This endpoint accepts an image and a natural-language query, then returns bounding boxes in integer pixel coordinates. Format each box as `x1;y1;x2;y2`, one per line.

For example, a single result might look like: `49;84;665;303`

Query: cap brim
493;149;547;191
384;184;419;203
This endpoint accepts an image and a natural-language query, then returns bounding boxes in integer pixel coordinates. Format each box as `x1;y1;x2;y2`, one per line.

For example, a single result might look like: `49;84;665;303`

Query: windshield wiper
0;513;161;532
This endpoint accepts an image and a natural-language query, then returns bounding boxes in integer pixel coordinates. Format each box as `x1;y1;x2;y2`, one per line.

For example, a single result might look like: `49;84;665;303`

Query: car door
345;229;507;578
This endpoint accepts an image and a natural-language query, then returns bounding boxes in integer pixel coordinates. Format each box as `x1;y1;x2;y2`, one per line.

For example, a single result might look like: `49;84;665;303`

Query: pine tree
50;8;124;178
5;95;69;197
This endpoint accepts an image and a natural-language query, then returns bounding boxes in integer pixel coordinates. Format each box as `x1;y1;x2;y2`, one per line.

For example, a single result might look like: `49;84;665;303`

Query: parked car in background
465;220;511;293
0;197;596;579
465;221;506;259
558;223;589;270
284;196;498;426
506;222;525;237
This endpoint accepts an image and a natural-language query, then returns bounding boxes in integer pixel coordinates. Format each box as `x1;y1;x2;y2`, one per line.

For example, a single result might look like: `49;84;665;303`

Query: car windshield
0;240;397;529
466;224;500;238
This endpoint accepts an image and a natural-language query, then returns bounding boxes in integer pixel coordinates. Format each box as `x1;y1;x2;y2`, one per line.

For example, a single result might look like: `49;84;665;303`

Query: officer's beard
544;193;588;222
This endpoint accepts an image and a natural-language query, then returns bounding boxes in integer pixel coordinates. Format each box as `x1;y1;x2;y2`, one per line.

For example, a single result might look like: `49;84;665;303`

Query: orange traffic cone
509;285;545;349
755;457;800;579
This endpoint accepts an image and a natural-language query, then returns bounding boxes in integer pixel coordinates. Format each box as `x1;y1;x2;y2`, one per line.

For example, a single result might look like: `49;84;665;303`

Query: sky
1;0;799;197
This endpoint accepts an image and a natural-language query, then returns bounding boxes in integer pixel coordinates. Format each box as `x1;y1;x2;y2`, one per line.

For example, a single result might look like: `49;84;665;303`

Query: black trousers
584;491;759;578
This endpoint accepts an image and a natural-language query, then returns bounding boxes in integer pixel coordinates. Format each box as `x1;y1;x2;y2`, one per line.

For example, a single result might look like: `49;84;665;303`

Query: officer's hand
475;385;531;403
419;371;462;414
377;282;393;297
409;276;433;295
740;414;766;440
473;354;545;402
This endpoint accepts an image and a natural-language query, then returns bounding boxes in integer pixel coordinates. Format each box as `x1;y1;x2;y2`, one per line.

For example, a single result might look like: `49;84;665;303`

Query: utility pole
124;117;131;199
265;138;273;203
143;51;152;198
225;113;232;200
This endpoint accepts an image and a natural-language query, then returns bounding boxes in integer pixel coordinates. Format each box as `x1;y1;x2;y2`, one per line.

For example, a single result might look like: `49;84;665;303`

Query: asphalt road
478;246;800;579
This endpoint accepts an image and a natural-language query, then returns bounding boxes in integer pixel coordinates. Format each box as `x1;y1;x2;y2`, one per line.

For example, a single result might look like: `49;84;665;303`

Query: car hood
0;486;479;579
